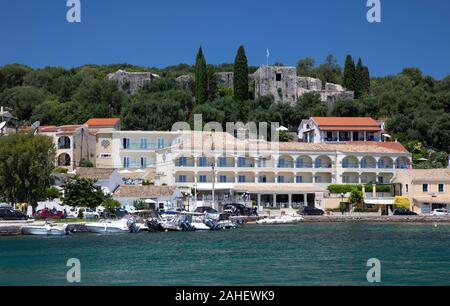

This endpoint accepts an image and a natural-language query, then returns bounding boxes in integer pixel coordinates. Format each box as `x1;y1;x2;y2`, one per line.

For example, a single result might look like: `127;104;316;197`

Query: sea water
0;223;448;286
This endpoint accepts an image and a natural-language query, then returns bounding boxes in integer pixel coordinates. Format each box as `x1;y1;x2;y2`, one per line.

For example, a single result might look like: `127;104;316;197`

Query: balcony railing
122;142;168;150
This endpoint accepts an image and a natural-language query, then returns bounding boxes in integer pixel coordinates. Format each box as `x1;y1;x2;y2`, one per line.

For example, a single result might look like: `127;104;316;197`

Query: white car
431;209;449;216
67;207;100;219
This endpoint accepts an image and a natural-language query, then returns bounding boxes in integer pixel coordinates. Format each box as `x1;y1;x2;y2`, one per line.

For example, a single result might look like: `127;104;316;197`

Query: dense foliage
327;184;392;194
63;176;107;209
0;134;56;208
1;49;449;167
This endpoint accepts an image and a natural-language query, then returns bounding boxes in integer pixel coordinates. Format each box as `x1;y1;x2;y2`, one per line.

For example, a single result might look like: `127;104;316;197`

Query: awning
364;198;394;205
413;197;450;204
233;183;325;194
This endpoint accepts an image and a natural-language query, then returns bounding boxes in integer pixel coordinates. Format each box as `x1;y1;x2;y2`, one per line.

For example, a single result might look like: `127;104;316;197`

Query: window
218;157;227;167
199;175;207;183
315;176;321;183
259;175;267;183
258;158;267;168
123;157;130;169
361;159;368;168
238;157;246;167
140;138;148;149
123;138;130;149
278;176;285;183
422;184;429;193
438;184;445;193
140;157;147;168
198;157;207;167
406;184;409;193
342;159;349;168
238;175;246;183
275;73;282;81
296;176;303;183
219;176;227;183
157;138;165;149
296;158;304;168
178;175;187;183
178;157;187;167
315;159;322;168
278;158;285;168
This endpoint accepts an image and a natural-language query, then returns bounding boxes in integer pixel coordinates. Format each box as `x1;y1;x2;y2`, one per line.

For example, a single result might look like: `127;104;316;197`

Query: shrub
327;184;391;194
45;187;61;200
54;167;69;174
394;196;410;209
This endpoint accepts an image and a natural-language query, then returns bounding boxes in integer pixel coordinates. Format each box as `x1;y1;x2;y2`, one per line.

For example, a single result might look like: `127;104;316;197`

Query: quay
1;216;450;236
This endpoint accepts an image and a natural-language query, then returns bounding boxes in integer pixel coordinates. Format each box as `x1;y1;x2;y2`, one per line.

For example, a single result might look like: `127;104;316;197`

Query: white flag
266;48;270;57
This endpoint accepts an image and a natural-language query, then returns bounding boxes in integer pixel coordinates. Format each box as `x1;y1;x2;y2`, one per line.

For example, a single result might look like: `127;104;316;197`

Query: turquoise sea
0;223;449;286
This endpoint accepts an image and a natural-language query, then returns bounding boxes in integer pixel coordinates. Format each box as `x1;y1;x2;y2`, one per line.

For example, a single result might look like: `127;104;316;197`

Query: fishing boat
22;222;70;236
84;218;138;234
256;215;304;225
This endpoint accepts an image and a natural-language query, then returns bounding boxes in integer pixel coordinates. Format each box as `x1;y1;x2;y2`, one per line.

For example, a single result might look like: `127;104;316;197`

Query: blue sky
0;0;449;78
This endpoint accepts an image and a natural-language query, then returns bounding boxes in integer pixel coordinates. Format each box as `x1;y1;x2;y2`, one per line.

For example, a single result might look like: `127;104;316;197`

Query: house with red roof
298;117;387;143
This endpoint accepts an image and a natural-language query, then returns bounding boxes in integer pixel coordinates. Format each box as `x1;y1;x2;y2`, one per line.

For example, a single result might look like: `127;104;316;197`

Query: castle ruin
107;70;161;94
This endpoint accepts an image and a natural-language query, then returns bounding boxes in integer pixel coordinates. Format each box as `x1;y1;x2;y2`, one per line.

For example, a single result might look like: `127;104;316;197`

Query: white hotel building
71;119;412;210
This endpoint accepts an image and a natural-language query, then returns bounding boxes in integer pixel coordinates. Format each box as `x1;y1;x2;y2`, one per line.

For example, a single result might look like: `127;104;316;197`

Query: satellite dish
0;121;6;131
31;121;41;135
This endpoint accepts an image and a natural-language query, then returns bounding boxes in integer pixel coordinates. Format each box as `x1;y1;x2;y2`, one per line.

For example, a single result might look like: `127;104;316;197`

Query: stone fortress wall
107;70;160;94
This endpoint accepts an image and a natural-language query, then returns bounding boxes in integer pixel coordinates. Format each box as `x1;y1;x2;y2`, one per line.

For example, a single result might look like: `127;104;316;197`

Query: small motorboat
22;222;70;236
216;219;238;229
85;218;137;234
256;215;304;225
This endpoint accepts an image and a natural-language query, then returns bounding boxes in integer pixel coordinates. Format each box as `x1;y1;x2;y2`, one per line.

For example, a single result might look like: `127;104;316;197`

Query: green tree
195;47;208;104
343;55;355;90
0;64;32;91
348;188;364;207
354;58;365;98
102;198;121;213
63;176;107;209
0;86;48;121
233;45;249;101
363;66;371;94
0;134;56;210
296;57;315;76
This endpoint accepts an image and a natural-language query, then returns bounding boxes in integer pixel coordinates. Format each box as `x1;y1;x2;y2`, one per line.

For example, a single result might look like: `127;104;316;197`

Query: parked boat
216;219;239;229
85;218;139;234
22;222;70;236
256;215;304;225
160;212;219;231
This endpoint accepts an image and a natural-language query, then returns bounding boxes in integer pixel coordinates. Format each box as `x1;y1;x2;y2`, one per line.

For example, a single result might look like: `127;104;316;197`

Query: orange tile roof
85;118;120;126
312;117;381;130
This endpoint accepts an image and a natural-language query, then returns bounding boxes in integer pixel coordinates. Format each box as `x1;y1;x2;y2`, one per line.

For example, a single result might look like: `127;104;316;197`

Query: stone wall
253;66;298;103
107;70;160;94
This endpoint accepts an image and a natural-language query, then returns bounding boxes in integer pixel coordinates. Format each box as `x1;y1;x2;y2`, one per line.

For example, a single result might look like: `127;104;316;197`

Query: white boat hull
257;216;304;225
22;224;69;236
84;218;131;234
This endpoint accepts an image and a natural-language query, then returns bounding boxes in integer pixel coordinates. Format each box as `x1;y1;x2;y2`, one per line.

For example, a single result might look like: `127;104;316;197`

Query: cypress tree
343;55;355;91
195;47;208;104
363;66;371;95
354;58;365;98
233;45;249;101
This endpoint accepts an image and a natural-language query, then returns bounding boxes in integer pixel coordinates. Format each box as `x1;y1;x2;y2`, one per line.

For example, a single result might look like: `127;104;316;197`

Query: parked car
67;207;100;219
393;208;418;216
222;203;257;216
194;207;221;220
298;206;325;216
431;209;449;216
34;208;65;219
0;206;29;221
